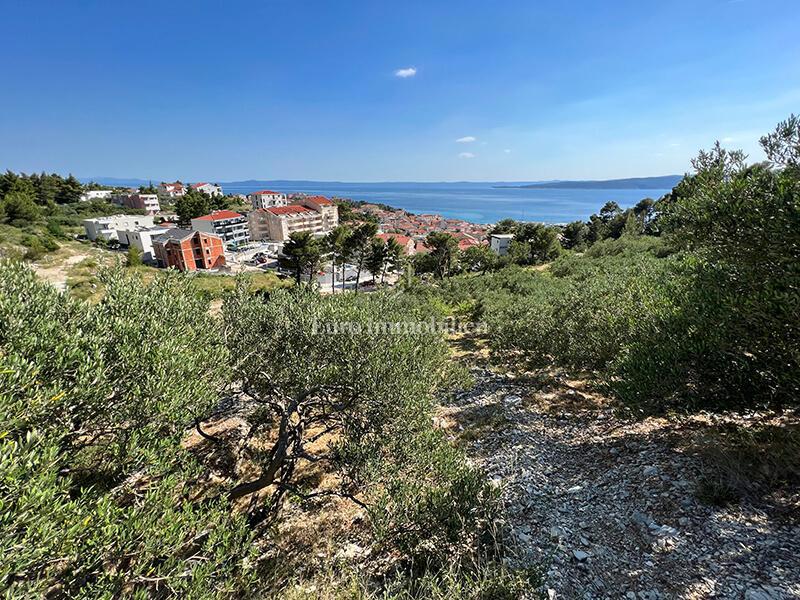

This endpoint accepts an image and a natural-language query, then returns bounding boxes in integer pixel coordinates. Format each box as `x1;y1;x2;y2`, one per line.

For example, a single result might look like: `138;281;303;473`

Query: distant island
495;175;682;190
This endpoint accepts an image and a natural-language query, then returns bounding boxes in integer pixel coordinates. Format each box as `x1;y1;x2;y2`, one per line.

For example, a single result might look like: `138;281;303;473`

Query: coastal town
78;180;498;289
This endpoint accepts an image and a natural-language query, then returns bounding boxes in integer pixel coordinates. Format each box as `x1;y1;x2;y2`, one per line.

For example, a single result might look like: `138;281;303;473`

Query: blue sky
2;0;798;182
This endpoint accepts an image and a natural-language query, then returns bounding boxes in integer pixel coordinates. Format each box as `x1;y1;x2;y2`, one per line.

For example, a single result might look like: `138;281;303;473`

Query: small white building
82;215;155;241
116;227;168;263
489;233;514;256
158;181;186;198
79;190;113;202
190;182;223;197
248;190;288;210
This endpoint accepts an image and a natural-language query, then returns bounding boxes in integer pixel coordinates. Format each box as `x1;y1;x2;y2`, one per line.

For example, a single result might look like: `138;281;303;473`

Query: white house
158;182;186;198
190;182;223;197
79;190;113;202
82;215;155;241
116;227;168;262
248;190;288;210
489;233;514;256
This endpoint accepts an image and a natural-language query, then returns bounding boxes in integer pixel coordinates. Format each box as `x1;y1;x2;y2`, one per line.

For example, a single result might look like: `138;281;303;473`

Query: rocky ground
440;368;800;600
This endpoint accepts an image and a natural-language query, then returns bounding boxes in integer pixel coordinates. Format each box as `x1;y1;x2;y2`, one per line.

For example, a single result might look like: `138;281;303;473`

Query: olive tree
0;262;253;597
222;282;494;559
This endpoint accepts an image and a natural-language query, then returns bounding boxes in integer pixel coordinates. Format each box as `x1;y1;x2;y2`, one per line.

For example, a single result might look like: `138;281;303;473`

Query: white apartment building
82;215;155;241
116;227;168;262
489;233;514;256
79;190;113;202
248;190;288;210
190;182;223;197
191;210;250;247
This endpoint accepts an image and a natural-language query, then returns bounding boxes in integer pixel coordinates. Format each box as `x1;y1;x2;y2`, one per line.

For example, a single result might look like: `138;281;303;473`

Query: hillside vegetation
1;117;798;597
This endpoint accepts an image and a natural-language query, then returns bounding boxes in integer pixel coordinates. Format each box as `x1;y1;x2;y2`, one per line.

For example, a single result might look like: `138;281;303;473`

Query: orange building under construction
153;228;226;271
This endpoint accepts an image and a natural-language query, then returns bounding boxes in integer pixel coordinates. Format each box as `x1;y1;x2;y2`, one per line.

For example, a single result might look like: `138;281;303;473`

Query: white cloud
722;136;735;142
668;142;680;148
503;149;511;154
394;67;417;78
458;152;476;159
456;136;476;143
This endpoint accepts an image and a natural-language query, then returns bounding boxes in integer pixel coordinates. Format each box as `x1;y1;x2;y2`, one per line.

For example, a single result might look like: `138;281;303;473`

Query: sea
220;181;670;224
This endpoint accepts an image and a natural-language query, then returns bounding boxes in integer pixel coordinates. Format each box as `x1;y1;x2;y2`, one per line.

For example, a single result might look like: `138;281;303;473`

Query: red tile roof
377;233;413;246
250;190;282;195
193;210;243;221
306;195;334;205
190;182;208;188
266;205;314;215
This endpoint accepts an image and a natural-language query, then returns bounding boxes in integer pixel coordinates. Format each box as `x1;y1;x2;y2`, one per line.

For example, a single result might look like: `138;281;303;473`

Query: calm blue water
221;182;669;224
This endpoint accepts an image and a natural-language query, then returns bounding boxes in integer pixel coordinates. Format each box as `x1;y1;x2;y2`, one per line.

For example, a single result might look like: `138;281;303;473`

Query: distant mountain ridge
497;175;682;190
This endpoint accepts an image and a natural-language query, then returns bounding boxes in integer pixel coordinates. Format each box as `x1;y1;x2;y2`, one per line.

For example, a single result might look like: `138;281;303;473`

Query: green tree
35;172;60;206
759;113;800;168
56;174;83;204
324;225;352;293
344;222;378;292
561;220;590;250
614;120;800;411
365;237;389;285
222;283;492;562
384;236;404;282
126;246;143;267
633;197;657;234
1;191;40;224
514;222;562;264
489;218;518;235
426;231;459;279
279;231;322;284
175;188;212;227
588;201;624;243
461;244;496;274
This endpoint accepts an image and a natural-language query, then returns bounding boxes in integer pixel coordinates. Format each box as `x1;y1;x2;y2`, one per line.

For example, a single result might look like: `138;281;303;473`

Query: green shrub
0;262;255;597
223;284;496;567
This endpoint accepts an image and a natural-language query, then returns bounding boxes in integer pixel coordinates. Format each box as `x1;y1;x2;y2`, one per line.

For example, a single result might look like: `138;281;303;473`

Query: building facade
190;182;223;197
115;193;161;215
152;229;226;271
79;190;113;202
489;233;514;256
248;190;288;210
116;227;168;262
191;210;250;246
82;215;155;241
248;196;339;242
158;181;185;197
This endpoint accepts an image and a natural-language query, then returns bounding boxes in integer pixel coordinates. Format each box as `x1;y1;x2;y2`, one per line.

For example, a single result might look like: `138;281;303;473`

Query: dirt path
29;245;105;291
440;368;800;599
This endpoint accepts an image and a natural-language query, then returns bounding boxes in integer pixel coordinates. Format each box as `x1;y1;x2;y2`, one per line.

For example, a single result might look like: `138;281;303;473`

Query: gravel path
442;368;800;600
